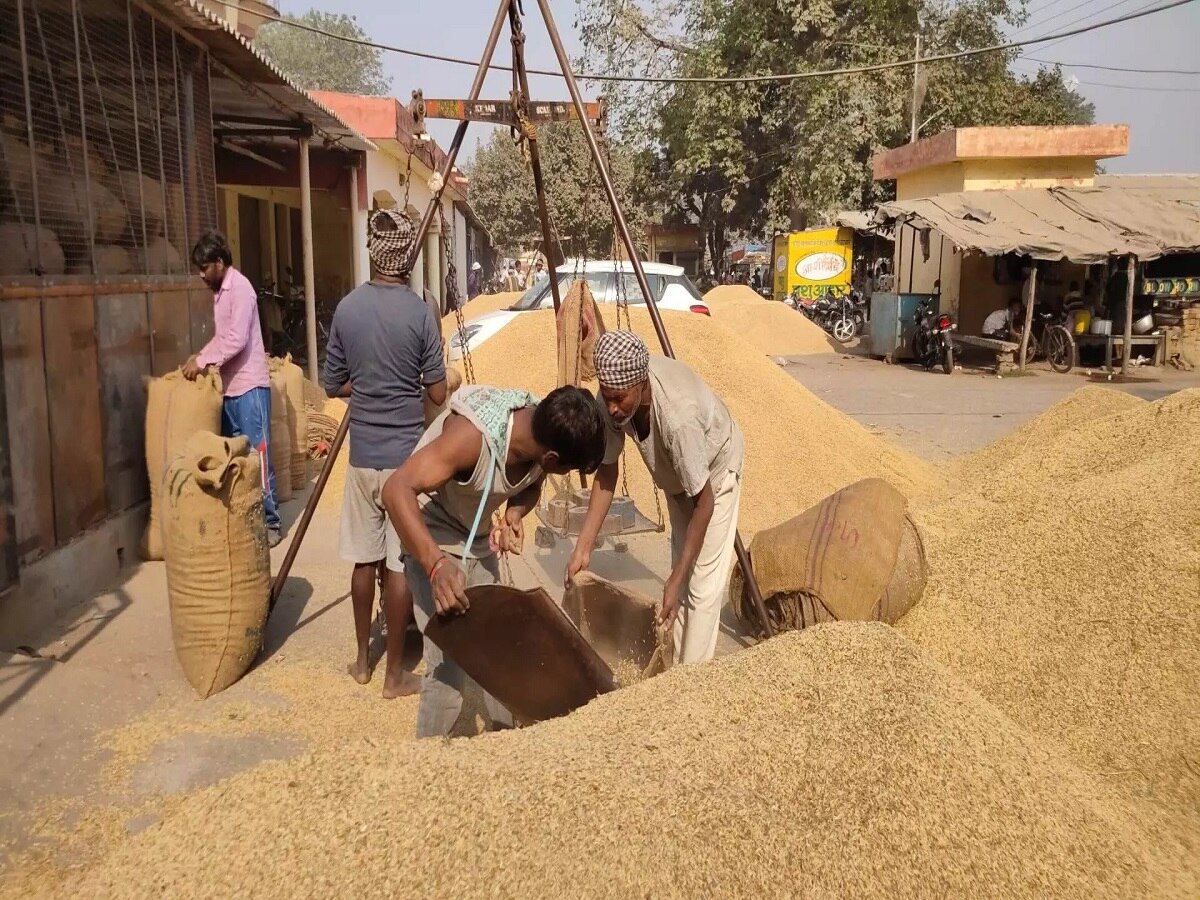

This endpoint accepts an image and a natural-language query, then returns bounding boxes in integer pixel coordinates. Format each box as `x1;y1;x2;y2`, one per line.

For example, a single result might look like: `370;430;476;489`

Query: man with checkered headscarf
566;330;745;665
322;207;448;699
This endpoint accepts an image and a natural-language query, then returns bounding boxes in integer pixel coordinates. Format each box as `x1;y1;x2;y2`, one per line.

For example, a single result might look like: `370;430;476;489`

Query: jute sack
731;478;927;638
267;366;293;503
279;355;308;491
563;572;673;682
556;280;607;387
423;366;463;427
164;432;270;698
142;369;223;560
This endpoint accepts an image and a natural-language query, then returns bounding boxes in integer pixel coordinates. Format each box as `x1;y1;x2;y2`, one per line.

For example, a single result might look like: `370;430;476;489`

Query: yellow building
873;126;1129;333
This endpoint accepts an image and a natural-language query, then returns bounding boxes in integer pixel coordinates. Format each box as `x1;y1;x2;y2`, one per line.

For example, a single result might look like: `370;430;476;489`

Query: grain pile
441;291;525;339
49;625;1188;899
703;284;763;304
708;295;836;357
461;308;935;536
901;386;1200;861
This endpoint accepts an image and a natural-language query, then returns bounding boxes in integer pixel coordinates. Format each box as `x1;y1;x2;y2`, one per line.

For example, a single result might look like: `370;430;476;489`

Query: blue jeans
221;386;281;532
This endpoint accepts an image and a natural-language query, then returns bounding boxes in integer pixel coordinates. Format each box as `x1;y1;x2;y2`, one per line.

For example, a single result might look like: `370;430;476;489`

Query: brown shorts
339;466;405;573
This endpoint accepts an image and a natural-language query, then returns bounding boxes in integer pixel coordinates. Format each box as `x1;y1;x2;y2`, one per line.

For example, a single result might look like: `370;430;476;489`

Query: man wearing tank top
382;384;607;738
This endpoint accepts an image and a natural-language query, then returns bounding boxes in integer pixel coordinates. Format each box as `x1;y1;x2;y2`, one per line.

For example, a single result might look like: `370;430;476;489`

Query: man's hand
181;355;203;381
661;571;686;629
564;545;591;587
431;558;469;616
490;508;524;555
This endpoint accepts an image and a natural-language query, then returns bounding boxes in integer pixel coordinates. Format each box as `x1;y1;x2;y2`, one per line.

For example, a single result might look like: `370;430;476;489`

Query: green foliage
464;123;658;259
255;10;390;96
576;0;1096;268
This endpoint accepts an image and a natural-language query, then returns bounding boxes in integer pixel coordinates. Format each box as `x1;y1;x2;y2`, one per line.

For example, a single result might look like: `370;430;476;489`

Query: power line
1022;57;1200;74
1011;0;1138;36
1026;0;1169;56
228;0;1197;87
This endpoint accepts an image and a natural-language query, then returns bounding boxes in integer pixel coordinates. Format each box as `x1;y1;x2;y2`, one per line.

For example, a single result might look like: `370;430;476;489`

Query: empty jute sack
164;432;270;698
557;279;607;387
267;364;293;504
142;369;223;560
277;354;309;491
563;571;673;683
731;478;927;639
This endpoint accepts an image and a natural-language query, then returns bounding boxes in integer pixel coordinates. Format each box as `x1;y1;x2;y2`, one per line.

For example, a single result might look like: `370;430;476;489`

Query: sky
276;0;1200;174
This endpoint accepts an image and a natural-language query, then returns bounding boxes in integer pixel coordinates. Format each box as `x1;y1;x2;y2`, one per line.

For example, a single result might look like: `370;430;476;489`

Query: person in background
512;260;525;291
382;385;607;737
1063;280;1085;310
323;208;449;698
982;298;1024;342
751;267;763;291
467;261;482;299
534;259;548;283
183;230;282;547
566;331;744;666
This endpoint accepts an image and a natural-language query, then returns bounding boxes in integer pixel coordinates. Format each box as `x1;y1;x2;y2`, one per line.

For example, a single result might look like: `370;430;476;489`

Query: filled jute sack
278;355;308;491
164;432;270;698
563;572;673;683
267;367;293;503
143;369;223;560
731;477;928;638
556;279;607;387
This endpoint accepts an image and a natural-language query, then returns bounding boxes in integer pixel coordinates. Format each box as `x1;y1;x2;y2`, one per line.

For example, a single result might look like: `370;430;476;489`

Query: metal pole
270;0;511;608
910;33;921;143
1019;261;1037;371
298;135;318;383
532;0;773;638
1121;254;1136;376
349;161;364;286
509;5;563;313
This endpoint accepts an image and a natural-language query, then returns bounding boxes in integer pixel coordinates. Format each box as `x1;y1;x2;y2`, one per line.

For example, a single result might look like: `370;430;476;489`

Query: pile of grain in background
703;284;764;304
42;625;1189;899
901;386;1200;861
459;308;936;537
441;291;524;339
707;294;836;357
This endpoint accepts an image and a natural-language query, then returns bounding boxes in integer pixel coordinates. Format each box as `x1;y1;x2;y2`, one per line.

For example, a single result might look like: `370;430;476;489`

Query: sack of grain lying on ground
267;365;293;504
731;478;927;636
134;236;182;274
62;624;1186;899
68;244;132;276
163;432;270;699
277;355;308;491
901;386;1200;860
0;223;65;276
142;369;223;560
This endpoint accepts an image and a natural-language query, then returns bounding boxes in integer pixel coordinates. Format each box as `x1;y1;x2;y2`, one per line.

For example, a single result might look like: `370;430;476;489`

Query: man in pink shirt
182;230;282;546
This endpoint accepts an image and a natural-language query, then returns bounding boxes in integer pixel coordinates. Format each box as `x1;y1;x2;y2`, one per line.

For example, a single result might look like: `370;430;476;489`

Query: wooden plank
189;287;214;355
149;290;192;376
96;293;152;514
0;300;54;564
41;295;108;543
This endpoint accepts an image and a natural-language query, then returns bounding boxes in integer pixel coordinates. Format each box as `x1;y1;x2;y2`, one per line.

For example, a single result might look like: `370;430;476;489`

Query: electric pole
910;33;921;143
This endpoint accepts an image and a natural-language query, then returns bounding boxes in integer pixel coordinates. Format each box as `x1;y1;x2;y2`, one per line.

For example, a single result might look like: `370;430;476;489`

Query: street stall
859;185;1200;374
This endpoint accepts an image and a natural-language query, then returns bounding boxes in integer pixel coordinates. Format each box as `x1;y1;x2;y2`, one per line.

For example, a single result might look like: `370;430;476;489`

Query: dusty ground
2;352;1198;876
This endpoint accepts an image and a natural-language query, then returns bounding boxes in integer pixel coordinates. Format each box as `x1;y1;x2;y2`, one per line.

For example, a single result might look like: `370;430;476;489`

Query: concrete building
873;126;1130;333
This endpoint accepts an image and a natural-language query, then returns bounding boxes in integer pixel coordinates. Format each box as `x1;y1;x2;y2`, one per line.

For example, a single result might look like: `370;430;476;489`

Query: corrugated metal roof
861;185;1200;264
159;0;374;152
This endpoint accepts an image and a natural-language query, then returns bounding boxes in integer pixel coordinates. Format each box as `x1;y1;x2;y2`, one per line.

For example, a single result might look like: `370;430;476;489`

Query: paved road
782;350;1200;463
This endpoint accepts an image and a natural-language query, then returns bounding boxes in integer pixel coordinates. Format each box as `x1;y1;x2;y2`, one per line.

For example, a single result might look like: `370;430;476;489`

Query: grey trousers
406;552;514;738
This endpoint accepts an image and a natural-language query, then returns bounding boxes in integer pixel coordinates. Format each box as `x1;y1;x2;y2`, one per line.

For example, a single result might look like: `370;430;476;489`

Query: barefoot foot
348;658;372;685
381;668;420;699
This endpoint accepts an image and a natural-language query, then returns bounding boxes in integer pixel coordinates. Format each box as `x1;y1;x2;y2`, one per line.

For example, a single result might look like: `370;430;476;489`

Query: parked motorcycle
911;297;956;374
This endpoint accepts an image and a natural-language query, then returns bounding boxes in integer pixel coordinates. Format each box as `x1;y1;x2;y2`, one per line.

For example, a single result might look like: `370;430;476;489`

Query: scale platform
533;490;664;544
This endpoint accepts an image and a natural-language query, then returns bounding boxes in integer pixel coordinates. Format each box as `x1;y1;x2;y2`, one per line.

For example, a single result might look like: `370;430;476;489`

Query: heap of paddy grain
441;291;525;339
459;308;934;537
707;293;836;357
60;624;1188;899
900;386;1200;859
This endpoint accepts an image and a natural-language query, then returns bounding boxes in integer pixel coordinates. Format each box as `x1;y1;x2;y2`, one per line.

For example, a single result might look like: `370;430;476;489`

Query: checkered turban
594;330;650;390
367;208;416;278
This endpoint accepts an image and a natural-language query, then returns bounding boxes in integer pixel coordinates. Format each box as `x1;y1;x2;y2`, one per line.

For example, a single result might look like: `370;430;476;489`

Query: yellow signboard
772;227;854;302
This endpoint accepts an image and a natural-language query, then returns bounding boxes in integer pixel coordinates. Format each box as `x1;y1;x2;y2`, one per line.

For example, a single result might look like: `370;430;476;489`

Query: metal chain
402;141;414;210
437;202;475;383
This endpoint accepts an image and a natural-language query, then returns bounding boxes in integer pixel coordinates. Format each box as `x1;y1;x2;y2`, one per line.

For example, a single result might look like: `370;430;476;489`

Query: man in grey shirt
324;207;447;698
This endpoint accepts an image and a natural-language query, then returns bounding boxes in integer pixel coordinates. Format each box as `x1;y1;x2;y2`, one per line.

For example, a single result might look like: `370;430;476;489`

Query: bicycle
1028;310;1076;373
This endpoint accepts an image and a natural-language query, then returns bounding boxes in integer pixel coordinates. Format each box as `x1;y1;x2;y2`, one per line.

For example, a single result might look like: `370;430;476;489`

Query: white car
447;260;710;362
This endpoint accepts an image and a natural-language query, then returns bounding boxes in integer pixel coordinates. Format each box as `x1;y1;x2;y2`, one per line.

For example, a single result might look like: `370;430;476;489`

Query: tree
464;123;658;260
255;10;390;95
577;0;1095;271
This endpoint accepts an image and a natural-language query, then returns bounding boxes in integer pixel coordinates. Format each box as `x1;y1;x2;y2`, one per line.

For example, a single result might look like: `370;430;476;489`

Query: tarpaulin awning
862;185;1200;264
